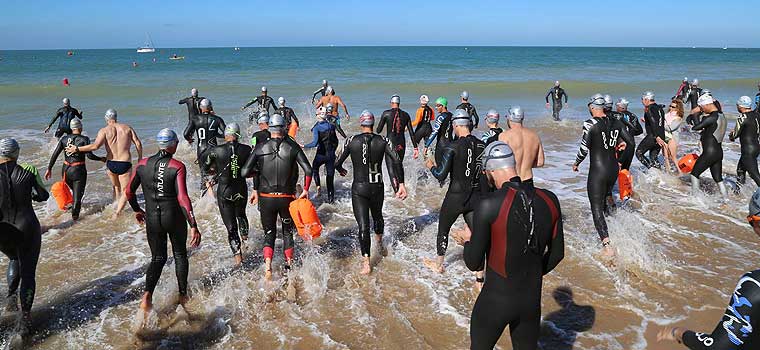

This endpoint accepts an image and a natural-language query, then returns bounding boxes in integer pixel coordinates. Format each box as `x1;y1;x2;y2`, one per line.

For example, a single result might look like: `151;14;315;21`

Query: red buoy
62;78;70;87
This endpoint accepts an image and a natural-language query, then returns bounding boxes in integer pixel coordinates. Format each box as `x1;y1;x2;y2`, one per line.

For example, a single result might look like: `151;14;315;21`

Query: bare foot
601;245;616;258
474;281;483;293
140;292;153;313
377;242;388;257
423;258;445;273
360;259;372;275
5;295;18;312
234;254;242;267
177;295;190;308
264;268;273;281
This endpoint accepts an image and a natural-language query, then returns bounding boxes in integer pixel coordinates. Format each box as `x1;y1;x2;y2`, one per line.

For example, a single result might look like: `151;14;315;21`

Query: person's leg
352;194;372;274
709;155;728;199
69;169;87;220
312;154;324;193
635;137;656;168
745;150;760;187
277;198;296;266
106;169;120;201
218;199;242;257
17;228;41;331
325;153;336;203
470;291;510;350
509;302;541;350
0;227;20;311
143;219;168;311
369;193;386;258
167;218;189;302
737;155;748;185
259;197;278;278
236;196;250;241
668;139;680;172
588;176;609;242
425;194;460;273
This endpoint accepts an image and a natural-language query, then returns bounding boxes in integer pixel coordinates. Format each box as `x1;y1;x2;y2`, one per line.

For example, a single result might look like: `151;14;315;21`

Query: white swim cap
225;122;241;138
257;112;270;125
420;95;430;105
485;109;500;124
737;96;753;109
191;88;198;97
451;109;471;126
461;91;469;100
698;94;715;106
642;91;655;101
69;118;82;130
278;97;286;106
390;94;400;104
200;98;212;109
62;97;70;106
156;129;178;149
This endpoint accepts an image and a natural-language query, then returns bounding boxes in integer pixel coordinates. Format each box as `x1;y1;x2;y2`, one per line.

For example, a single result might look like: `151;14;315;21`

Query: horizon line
1;44;750;51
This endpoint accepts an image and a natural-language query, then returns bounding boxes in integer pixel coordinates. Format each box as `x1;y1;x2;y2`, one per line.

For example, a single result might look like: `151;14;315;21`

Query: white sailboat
137;34;156;53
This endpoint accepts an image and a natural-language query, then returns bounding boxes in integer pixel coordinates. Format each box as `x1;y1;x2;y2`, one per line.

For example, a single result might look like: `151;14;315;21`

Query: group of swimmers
1;79;760;349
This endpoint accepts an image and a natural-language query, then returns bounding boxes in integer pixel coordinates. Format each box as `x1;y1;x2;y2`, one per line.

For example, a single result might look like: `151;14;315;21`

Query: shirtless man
498;106;544;187
315;86;350;121
66;109;142;206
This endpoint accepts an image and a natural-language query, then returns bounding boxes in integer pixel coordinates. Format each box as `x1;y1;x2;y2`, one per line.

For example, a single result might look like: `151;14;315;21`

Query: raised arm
311;88;324;104
692;112;718;132
84;137;106;162
179;97;189;105
46;109;63;130
242;98;256;109
75;129;106;153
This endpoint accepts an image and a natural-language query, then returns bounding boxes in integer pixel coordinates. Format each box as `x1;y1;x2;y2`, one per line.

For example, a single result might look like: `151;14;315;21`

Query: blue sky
3;0;759;50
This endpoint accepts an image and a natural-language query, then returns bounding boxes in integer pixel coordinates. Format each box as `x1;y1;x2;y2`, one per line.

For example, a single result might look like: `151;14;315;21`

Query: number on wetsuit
369;163;381;184
465;149;473;177
198;128;206;141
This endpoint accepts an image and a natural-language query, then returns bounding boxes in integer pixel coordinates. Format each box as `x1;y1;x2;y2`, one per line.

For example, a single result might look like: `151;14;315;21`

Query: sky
3;0;759;50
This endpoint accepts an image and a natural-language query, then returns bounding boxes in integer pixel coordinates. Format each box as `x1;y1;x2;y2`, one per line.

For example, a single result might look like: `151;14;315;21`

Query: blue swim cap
156;128;178;149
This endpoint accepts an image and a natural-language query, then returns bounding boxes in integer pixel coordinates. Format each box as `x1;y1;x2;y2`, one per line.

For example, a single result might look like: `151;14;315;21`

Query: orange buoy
51;180;73;210
678;153;699;173
618;169;633;200
288;123;298;138
288;198;322;240
62;78;70;86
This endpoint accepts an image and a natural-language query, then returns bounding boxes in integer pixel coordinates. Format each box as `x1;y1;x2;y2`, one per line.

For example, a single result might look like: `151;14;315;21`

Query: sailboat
137;34;156;53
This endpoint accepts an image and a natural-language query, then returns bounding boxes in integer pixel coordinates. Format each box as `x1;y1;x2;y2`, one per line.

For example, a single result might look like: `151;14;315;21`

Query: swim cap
683;77;688;82
62;97;70;106
692;79;699;86
555;81;560;87
200;98;212;109
322;79;328;85
588;94;606;109
461;91;469;100
104;108;118;121
156;128;178;149
390;94;400;104
316;107;326;119
737;96;753;109
603;95;613;109
435;96;448;107
482;141;515;171
261;86;267;92
420;95;430;105
326;86;334;95
359;110;375;126
616;98;630;109
698;94;715;106
278;97;286;106
69;118;82;130
451;109;471;126
701;89;712;96
326;103;334;113
0;138;20;160
268;114;285;130
750;188;760;217
257;112;270;125
225;122;241;138
509;106;524;123
485;109;500;124
191;88;198;97
642;91;655;101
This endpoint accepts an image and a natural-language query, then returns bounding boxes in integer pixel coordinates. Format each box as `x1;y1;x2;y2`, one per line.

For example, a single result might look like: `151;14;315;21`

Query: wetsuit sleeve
692;113;718;132
682;272;760;349
545;89;552;103
376;112;388;134
335;137;351;173
183;119;196;142
47;109;63;129
242;98;255;109
618;122;635;152
425;114;445;148
216;118;226;139
267;97;276;113
240;149;258;179
311;88;323;103
406;113;418;148
412;108;423;127
20;165;49;202
562;89;568;103
471;106;479;128
74;108;83;119
463;195;500;271
291;109;299;126
430;147;455;183
383;138;403;188
304;125;320;148
574;121;592;166
730;114;746;141
174;163;198;228
295;146;313;190
125;164;143;212
179;97;188;105
647;107;666;139
628;112;644;136
47;139;64;171
542;191;564;275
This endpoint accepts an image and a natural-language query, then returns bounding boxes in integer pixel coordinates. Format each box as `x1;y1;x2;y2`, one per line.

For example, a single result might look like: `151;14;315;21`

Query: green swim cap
435;97;448;107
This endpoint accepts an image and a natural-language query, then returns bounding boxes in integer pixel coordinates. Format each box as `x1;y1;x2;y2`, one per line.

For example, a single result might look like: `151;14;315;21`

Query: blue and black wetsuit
464;179;564;350
682;270;760;349
47;106;83;138
305;120;339;203
425;111;454;165
178;95;205;121
481;127;503;146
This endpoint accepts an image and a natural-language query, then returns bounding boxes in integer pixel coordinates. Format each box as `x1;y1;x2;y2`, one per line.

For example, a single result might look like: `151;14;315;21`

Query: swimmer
545;81;568;121
498;106;545;187
44;98;83;138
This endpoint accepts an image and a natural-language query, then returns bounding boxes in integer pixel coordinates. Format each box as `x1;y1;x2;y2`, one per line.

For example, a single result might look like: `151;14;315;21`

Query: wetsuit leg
144;216;168;294
552;103;562;121
351;193;372;256
6;259;19;298
740;150;760;186
437;192;467;256
588;172;615;241
16;227;40;312
65;165;87;220
692;148;721;179
414;123;432;146
370;194;384;236
509;301;541;350
259;197;278;258
219;198;242;255
619;147;634;171
166;215;189;296
277;198;296;260
236;199;249;240
470;289;511;350
737;160;747;185
636;136;660;168
325;153;336;202
708;149;724;183
312;154;325;189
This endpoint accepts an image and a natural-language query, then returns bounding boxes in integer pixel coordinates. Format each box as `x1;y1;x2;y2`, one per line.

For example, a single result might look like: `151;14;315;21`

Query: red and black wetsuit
126;150;198;297
464;179;564;350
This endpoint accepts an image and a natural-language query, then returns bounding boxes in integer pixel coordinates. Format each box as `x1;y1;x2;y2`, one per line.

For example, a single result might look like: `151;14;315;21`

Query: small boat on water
137;34;156;53
234;46;240;51
169;55;185;60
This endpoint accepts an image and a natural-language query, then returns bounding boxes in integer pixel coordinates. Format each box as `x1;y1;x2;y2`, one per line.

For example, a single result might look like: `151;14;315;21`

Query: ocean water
0;46;759;349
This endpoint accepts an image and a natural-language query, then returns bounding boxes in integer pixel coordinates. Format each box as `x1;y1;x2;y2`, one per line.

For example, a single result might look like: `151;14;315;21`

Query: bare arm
337;97;349;117
74;129;105;153
535;138;545;168
130;127;143;159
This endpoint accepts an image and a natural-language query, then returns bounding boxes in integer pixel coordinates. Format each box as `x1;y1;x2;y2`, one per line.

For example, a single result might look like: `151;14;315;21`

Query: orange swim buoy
51;179;73;211
618;169;633;200
288;123;298;138
678;153;699;173
288;198;322;240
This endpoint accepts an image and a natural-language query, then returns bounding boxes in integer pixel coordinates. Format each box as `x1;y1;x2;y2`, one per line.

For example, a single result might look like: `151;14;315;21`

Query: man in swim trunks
658;188;760;348
242;86;277;122
66;109;143;208
44;98;83;138
114;129;201;316
546;81;568;121
311;79;329;104
454;141;564;350
178;88;204;122
315;86;351;123
499;106;544;188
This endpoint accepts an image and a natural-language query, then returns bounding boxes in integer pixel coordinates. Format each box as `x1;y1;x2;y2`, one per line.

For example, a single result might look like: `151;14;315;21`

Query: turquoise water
2;46;759;135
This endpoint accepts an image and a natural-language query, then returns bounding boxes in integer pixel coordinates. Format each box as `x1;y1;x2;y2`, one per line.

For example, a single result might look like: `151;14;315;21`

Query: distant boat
169;55;185;60
723;46;728;50
234;46;240;51
137;34;156;53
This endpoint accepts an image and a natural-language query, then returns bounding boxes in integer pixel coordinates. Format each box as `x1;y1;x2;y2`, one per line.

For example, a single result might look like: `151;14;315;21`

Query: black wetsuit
676;82;689;101
183;112;226;182
456;102;480;128
546;87;568;121
47;106;83;138
244;95;277;122
730;111;760;186
464;180;564;350
251;129;271;149
305;120;339;203
413;106;436;146
430;134;486;256
178;96;205;121
636;104;666;168
426;111;454;165
481;127;504;145
686;86;704;111
574;116;633;241
276;106;300;131
682;270;760;349
377;108;417;180
126;150;197;297
202;141;252;256
691;111;727;182
755;91;760;112
612;110;643;170
335;132;403;257
47;134;106;220
311;86;327;104
241;136;312;261
0;162;48;312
